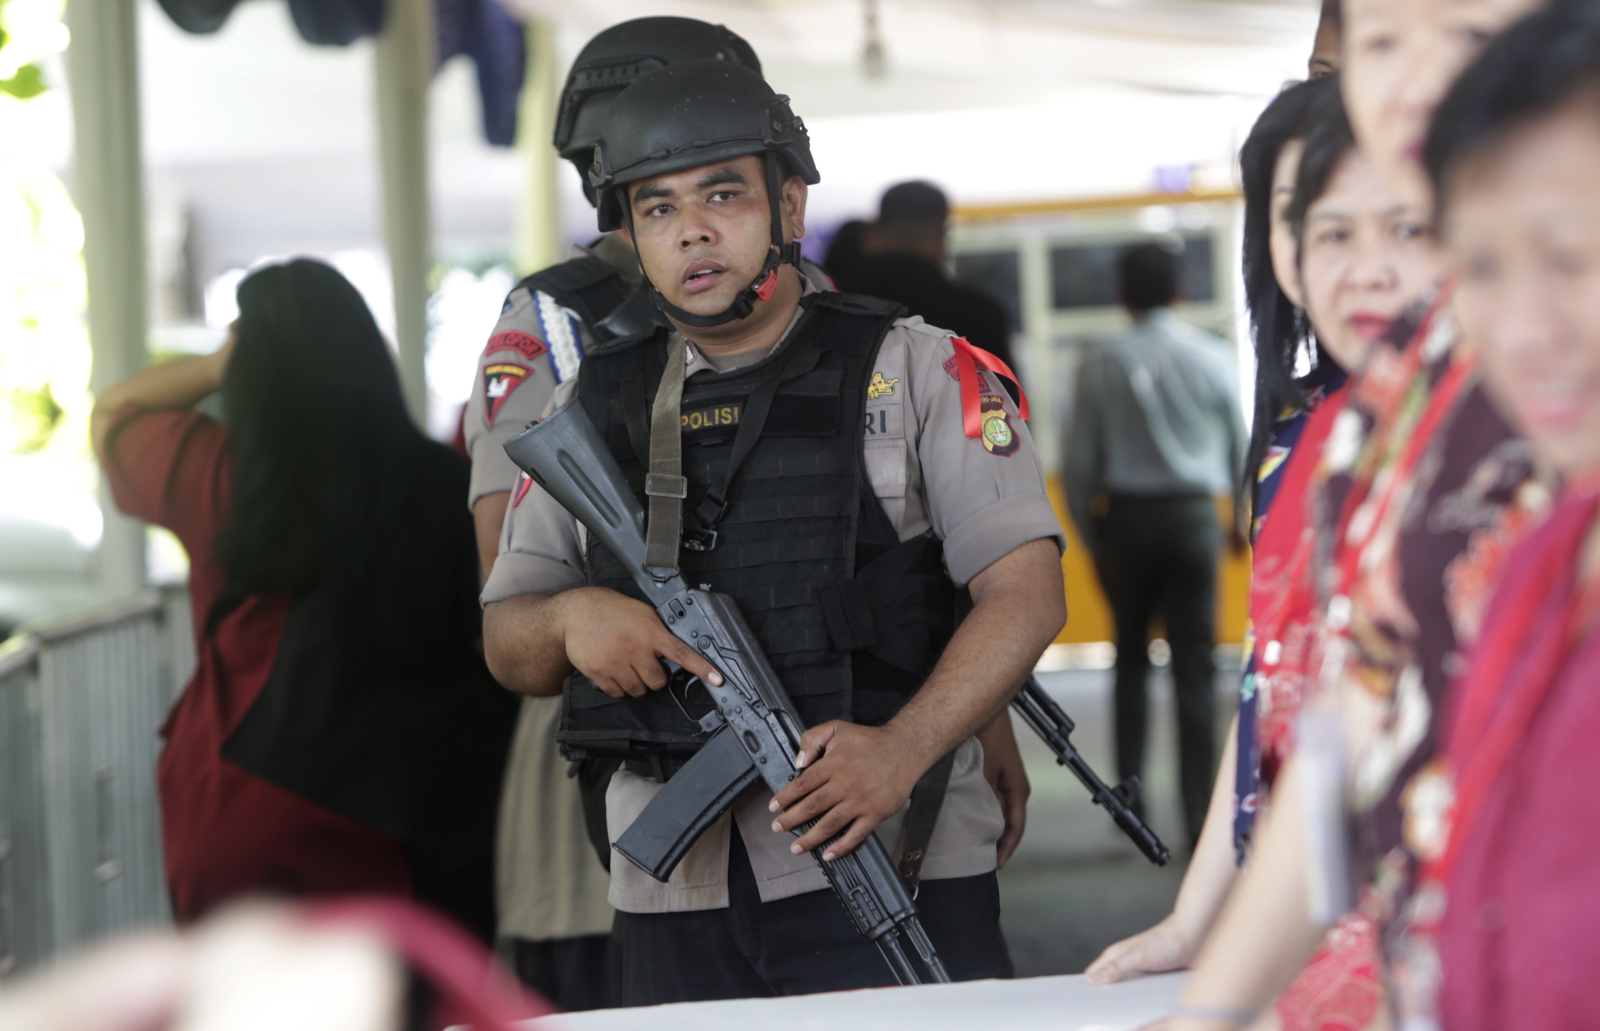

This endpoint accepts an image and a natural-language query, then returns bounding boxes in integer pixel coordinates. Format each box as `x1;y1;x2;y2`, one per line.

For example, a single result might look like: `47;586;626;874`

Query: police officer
465;18;771;1010
482;62;1065;1005
467;18;836;569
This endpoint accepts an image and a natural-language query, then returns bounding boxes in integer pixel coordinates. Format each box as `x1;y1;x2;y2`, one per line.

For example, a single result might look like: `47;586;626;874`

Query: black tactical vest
558;292;959;764
515;253;664;346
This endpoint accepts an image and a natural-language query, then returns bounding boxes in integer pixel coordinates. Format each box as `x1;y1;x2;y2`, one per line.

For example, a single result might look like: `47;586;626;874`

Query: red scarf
1427;482;1600;886
1249;384;1350;782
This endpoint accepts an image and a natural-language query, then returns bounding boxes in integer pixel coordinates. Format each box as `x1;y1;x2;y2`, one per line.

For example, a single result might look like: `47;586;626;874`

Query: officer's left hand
766;721;926;861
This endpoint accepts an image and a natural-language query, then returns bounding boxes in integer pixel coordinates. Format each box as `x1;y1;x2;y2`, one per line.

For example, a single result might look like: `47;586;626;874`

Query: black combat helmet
554;17;762;176
588;61;820;327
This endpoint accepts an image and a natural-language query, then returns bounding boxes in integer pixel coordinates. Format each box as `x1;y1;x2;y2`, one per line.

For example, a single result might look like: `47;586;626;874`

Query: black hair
1287;86;1358;251
878;180;949;229
824;219;869;289
1426;1;1600;222
1117;242;1180;313
1236;75;1338;523
212;259;425;615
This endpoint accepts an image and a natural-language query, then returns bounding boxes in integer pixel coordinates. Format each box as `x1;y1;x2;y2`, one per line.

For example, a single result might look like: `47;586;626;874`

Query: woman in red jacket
91;259;516;937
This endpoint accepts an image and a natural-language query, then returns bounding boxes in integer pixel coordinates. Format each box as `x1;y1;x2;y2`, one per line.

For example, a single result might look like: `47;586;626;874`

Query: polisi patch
867;372;900;400
680;402;742;434
485;331;548;364
978;393;1018;456
483;362;531;426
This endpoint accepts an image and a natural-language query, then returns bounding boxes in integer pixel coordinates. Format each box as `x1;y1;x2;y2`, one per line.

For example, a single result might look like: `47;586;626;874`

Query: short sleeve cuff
942;494;1067;587
481;551;585;607
467;428;523;508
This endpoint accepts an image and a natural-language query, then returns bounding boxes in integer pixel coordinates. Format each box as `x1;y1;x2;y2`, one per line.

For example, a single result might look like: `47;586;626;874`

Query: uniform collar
679;278;820;377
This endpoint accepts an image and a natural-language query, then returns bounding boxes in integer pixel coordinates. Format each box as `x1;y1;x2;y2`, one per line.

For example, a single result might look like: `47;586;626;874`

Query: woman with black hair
1092;83;1440;1031
91;259;516;938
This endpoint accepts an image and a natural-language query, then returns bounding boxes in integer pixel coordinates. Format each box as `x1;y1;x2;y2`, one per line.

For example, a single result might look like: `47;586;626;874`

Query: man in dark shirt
839;181;1018;390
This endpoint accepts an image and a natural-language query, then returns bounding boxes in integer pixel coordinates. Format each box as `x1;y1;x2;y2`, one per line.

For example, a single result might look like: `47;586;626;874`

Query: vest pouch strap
818;578;878;652
856;535;958;676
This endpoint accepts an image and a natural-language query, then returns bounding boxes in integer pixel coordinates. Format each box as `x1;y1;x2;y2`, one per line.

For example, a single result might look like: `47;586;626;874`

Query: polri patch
978;393;1019;456
485;330;548;364
483;362;531;426
867;371;900;399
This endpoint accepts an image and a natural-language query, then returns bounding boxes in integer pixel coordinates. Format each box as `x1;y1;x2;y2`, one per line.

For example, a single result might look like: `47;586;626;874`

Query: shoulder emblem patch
979;393;1019;456
483;362;531;427
867;371;900;400
485;331;548;363
942;354;960;381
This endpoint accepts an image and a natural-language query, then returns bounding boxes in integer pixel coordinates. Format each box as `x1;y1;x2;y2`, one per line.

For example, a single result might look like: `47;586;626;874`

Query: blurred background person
90;259;516;939
1419;6;1600;1027
1062;241;1245;851
838;180;1020;393
822;218;868;289
0;899;548;1031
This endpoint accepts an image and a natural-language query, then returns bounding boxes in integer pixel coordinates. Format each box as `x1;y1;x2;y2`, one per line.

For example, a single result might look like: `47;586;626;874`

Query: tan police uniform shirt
482;284;1065;914
464;239;640;942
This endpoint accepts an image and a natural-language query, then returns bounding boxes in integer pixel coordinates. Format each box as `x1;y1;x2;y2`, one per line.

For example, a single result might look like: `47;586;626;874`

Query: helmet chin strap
627;152;802;330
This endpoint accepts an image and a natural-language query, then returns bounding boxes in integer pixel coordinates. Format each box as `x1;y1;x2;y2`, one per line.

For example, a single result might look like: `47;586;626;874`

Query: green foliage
0;63;43;99
0;0;44;101
7;383;62;452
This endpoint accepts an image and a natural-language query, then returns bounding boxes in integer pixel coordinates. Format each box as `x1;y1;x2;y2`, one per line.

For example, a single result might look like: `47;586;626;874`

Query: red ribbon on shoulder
950;336;1029;438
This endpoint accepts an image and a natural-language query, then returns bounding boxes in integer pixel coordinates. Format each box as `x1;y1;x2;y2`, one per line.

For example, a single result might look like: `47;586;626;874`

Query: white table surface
534;972;1184;1031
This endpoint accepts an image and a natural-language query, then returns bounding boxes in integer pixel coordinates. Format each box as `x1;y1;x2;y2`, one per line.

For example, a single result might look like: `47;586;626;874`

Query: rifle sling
643;335;819;565
643;334;688;577
896;749;956;894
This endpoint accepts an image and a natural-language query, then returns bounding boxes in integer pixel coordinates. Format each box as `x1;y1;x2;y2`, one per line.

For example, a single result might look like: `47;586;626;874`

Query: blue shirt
1062;308;1246;550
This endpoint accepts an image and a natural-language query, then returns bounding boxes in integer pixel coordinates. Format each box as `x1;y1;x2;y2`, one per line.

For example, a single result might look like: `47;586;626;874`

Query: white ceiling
126;0;1320;282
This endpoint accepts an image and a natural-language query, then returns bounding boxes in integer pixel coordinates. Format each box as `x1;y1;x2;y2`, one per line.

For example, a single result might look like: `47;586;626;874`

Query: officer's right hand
560;587;723;698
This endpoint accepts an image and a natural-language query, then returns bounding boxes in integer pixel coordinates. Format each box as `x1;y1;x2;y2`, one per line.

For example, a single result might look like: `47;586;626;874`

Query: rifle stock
503;401;950;985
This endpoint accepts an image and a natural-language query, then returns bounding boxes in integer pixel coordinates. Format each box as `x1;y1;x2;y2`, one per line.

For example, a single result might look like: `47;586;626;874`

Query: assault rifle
503;400;950;986
1011;676;1170;866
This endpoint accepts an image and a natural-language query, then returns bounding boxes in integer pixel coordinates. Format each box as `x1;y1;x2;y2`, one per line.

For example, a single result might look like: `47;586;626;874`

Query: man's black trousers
1093;493;1220;845
616;823;1012;1004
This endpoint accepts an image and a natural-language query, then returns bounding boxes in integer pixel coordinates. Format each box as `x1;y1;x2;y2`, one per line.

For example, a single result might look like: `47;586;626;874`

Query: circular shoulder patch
978;394;1019;456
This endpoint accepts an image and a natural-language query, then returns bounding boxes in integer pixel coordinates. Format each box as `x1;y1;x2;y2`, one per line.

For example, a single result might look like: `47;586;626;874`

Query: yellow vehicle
949;190;1251;649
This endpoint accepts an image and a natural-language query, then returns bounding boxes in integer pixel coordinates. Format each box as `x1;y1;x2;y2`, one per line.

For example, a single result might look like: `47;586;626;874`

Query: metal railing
0;586;194;980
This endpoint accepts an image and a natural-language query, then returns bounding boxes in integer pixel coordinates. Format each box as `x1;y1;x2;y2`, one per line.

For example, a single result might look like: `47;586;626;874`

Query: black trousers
510;933;619;1011
616;824;1012;1005
1093;494;1219;844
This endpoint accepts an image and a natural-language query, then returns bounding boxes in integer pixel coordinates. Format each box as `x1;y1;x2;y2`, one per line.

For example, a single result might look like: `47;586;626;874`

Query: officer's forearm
885;537;1066;772
483;592;574;696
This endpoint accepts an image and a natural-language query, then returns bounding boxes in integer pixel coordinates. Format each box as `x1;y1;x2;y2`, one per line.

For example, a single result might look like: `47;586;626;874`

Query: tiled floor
997;664;1239;977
